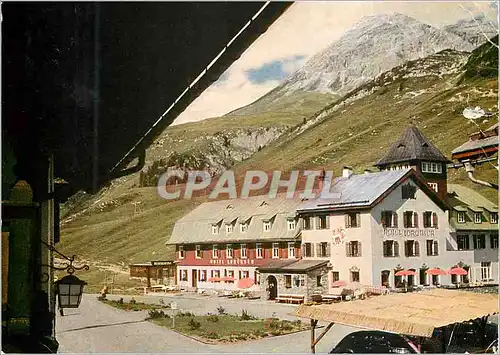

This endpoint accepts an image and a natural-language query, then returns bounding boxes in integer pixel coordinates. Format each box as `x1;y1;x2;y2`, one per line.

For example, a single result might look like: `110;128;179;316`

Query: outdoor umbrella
237;278;255;289
332;280;347;287
426;268;448;276
448;267;468;275
395;270;417;276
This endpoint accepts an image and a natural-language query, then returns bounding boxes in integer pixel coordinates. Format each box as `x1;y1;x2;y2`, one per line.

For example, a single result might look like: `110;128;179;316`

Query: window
316;242;331;257
240;223;248;233
421;162;442;174
403;211;418;228
404;240;419;257
481;262;492;281
457;212;466;223
226;244;234;258
288;242;296;258
254;271;260;285
350;271;360;283
316;275;323;287
226;223;233;233
285;275;292;288
428;182;438;192
241;270;249;279
346;241;361;257
195;245;202;259
240;244;247;258
474;213;482;224
178;246;185;259
303;242;313;257
381;211;397;228
381;270;390;288
180;270;188;281
402;184;417;199
256;243;263;258
490;234;499;249
211;270;221;280
345;213;360;228
426;240;439;256
212;244;219;259
423;212;438;228
383;240;399;257
200;270;207;282
272;243;280;258
293;274;305;287
287;219;296;231
212;225;219;234
316;215;328;230
491;213;498;224
457;235;470;250
303;216;312;230
331;271;340;283
263;221;271;232
473;235;486;249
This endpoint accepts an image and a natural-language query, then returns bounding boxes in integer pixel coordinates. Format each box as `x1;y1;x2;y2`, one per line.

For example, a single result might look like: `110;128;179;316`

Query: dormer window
226;223;233;233
491;212;498;224
178;246;185;259
457;212;466;223
212;224;219;235
402;184;417;199
287;219;296;231
474;213;482;224
263;220;271;232
240;222;248;233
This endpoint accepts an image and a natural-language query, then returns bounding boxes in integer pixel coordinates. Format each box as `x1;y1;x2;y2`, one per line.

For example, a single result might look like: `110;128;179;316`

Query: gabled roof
168;194;304;244
257;259;328;273
448;184;498;231
297;168;448;213
375;126;451;167
451;135;498;155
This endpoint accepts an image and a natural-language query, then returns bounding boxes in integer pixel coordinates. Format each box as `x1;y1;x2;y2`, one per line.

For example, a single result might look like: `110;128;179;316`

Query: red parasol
332;280;347;287
425;268;448;276
220;276;235;282
237;278;255;289
208;277;221;282
448;267;468;276
395;270;417;277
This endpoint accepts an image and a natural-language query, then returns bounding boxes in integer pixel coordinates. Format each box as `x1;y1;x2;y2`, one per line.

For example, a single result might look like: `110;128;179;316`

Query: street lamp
55;274;87;308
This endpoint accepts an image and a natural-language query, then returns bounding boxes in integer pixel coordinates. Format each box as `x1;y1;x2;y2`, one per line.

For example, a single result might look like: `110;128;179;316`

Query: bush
240;309;255;321
178;311;194;317
269;320;280;329
203;332;220;339
130;297;136;304
118;298;124;304
149;309;167;319
279;321;293;331
207;314;219;323
188;318;201;330
216;306;226;315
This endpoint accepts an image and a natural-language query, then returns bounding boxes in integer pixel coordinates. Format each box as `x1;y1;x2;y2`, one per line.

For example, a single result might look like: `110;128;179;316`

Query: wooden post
310;319;318;353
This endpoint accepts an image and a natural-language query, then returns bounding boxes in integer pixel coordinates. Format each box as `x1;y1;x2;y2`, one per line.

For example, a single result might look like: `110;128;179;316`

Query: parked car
330;330;419;353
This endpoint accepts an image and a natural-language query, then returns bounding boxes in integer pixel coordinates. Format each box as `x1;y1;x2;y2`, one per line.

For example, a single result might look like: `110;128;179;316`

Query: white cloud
173;1;497;126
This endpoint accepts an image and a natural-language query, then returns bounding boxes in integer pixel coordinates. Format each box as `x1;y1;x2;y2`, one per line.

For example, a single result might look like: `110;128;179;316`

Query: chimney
342;166;353;179
364;169;371;175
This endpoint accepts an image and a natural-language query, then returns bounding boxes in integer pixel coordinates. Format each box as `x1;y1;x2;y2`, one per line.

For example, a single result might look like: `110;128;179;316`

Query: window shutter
415;241;420;256
381;212;386;227
433;240;438;255
403;212;408;228
358;242;362;257
413;212;418;228
326;216;330;229
394;241;399;256
346;242;350;257
404;241;409;257
433;213;438;228
326;243;331;257
301;244;306;258
356;213;361;227
344;214;349;228
316;243;321;257
393;212;398;228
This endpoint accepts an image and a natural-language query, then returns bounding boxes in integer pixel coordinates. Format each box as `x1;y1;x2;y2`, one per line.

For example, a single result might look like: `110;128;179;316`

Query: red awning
208;277;221;282
395;270;417;277
237;278;255;289
426;268;448;276
221;276;235;282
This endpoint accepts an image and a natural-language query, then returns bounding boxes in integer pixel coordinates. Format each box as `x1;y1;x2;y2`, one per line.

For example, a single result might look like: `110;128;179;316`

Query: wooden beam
312;322;335;347
310;319;318;354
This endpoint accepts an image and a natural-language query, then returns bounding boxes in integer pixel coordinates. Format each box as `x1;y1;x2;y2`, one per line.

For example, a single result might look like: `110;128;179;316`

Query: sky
172;1;498;125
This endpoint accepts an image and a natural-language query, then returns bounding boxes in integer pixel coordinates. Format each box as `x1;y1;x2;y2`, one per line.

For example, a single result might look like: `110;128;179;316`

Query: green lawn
99;298;170;311
148;311;308;343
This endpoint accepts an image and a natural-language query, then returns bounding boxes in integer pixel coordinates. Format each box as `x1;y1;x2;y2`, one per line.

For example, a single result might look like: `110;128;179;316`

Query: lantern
55;274;87;308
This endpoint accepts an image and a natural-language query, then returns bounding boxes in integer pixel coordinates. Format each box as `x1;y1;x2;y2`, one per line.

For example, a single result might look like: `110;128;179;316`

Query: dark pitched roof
375;126;451;167
257;259;328;273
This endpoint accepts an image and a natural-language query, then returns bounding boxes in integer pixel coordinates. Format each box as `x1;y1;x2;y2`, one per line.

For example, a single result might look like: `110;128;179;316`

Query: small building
451;123;498;163
257;259;330;302
129;260;177;287
167;194;303;293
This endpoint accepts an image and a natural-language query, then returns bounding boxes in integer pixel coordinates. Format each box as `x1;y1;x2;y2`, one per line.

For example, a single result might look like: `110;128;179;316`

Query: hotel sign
209;259;255;265
382;228;435;238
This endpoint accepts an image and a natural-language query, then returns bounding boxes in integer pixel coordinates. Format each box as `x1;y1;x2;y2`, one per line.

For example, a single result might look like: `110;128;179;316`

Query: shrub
178;311;194;317
188;318;201;330
148;309;167;319
118;298;124;304
270;330;282;336
130;297;136;304
203;332;220;339
293;320;302;327
207;314;219;323
279;321;293;331
216;306;226;315
269;320;280;329
240;309;255;321
253;330;266;338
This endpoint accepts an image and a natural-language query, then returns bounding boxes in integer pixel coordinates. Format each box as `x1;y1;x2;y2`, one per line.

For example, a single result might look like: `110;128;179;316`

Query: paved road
56;293;356;353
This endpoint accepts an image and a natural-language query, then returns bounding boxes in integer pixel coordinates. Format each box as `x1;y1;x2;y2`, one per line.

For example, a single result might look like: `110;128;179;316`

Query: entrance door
192;269;198;288
266;275;278;300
